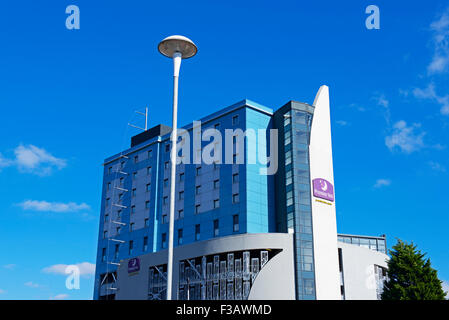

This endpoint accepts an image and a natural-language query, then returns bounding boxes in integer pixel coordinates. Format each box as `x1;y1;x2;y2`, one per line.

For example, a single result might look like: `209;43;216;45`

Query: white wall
309;86;341;299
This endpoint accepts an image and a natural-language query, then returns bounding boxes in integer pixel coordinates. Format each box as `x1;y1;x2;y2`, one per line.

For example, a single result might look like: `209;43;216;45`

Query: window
116;226;121;235
178;229;183;245
214;199;220;209
106;198;110;207
120;161;125;169
107;182;111;191
286;191;293;207
284;130;291;146
165;144;170;152
134;155;138;163
132;188;136;197
214;179;219;189
130;222;135;232
179;172;184;182
286;170;293;186
114;244;119;259
195;204;200;214
108;167;112;174
146;183;151;192
118;193;123;202
103;230;108;239
132;172;137;180
131;205;136;214
164;161;169;170
144;218;149;227
285;150;292;166
120;177;124;186
104;213;109;222
233;215;239;232
129;241;133;255
117;210;121;219
161;233;167;249
213;162;219;170
232;193;239;204
147;166;151;175
162;214;168;224
213;219;219;237
284;115;291;126
163;196;168;205
232;173;239;183
179;191;184;200
196;185;201;195
164;178;168;188
196;167;202;176
232;115;239;125
148;150;152;158
145;201;150;209
178;209;184;219
195;224;200;241
101;248;106;262
233;154;238;164
143;236;148;251
214;123;220;130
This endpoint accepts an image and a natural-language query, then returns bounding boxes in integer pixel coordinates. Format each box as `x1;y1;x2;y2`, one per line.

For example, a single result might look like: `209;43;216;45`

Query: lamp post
158;35;197;300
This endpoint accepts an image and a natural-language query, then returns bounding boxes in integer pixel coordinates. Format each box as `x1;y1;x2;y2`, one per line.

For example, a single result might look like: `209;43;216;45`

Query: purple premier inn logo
128;257;140;273
312;178;334;202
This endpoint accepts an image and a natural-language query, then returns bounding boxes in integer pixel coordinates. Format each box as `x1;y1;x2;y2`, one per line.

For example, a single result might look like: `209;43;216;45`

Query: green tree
382;239;447;300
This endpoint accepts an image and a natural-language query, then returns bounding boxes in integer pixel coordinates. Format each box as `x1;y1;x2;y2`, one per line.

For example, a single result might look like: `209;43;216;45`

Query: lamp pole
158;35;197;300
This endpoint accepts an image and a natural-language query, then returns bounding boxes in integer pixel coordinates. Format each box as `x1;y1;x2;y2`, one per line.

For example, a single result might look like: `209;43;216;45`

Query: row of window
101;215;240;262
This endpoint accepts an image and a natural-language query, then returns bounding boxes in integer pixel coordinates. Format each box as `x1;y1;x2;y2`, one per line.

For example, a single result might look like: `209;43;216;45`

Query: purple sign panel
128;257;140;273
312;178;334;202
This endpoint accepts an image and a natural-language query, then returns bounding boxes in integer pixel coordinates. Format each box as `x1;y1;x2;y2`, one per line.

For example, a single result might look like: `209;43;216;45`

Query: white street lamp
158;35;197;300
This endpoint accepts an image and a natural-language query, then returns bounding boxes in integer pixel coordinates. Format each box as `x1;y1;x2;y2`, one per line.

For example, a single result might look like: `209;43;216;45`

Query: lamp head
158;35;197;59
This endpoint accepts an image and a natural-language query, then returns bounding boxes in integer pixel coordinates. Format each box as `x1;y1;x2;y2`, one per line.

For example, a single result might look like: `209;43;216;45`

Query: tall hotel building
94;86;388;300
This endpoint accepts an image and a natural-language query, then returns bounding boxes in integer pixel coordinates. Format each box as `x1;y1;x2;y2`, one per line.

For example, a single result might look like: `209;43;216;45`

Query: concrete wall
115;233;295;300
339;242;389;300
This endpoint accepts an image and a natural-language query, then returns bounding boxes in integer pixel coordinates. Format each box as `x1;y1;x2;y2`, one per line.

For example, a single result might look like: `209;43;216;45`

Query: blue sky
0;1;448;299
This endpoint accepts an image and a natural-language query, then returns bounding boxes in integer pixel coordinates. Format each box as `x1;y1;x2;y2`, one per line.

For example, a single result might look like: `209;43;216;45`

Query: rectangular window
129;240;133;255
196;167;202;176
130;222;134;232
162;214;167;224
178;229;183;245
114;244;119;259
101;248;106;262
144;218;149;227
195;204;200;214
116;226;121;235
232;193;239;204
133;172;137;180
161;233;167;249
179;172;184;182
148;150;152;158
232;173;239;183
132;188;136;197
164;161;169;170
143;236;148;251
120;177;124;186
147;166;151;175
163;196;168;205
145;201;150;209
120;161;125;169
233;215;239;232
286;170;293;186
131;205;136;214
104;213;109;222
108;167;112;174
214;179;219;189
232;115;239;125
196;185;201;195
214;123;220;130
134;155;138;164
103;230;108;239
118;193;123;202
107;182;111;191
106;198;110;207
214;199;220;209
179;191;184;200
117;210;121;219
213;219;219;237
195;224;200;241
164;179;168;188
165;144;170;152
146;183;151;192
178;209;184;219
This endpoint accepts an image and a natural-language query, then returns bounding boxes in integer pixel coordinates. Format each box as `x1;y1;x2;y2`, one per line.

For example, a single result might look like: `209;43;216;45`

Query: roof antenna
128;106;148;131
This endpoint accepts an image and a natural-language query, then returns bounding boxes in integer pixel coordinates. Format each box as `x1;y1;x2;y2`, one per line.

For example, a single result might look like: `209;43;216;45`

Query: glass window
108;167;112;174
214;179;219;189
161;233;166;249
130;222;134;232
145;201;150;209
179;191;184;200
102;248;106;262
144;218;149;227
132;172;137;180
233;215;239;232
178;229;183;245
146;183;151;192
233;193;239;204
232;115;239;125
195;224;200;241
143;236;148;251
134;155;138;163
103;230;108;239
213;219;219;237
104;213;109;222
129;240;133;255
148;150;152;158
214;199;220;209
196;185;201;195
131;205;136;214
178;209;184;219
165;144;170;152
114;244;119;259
107;182;111;191
162;214;167;224
164;179;168;188
116;226;121;235
164;161;169;170
147;166;151;175
132;188;136;197
163;196;168;205
179;172;184;182
195;204;200;214
196;167;202;176
232;173;239;183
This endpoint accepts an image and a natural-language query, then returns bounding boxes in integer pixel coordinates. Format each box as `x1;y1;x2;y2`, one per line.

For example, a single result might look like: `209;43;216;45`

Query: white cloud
336;120;349;126
428;8;449;74
3;264;16;270
24;281;41;288
42;262;95;277
0;144;67;176
442;281;449;299
374;94;389;108
413;83;449;115
374;179;391;188
385;120;426;154
49;294;69;300
18;200;90;213
429;161;447;172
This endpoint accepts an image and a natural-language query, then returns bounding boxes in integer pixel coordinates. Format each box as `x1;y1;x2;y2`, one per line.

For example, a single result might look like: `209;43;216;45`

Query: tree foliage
381;239;446;300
